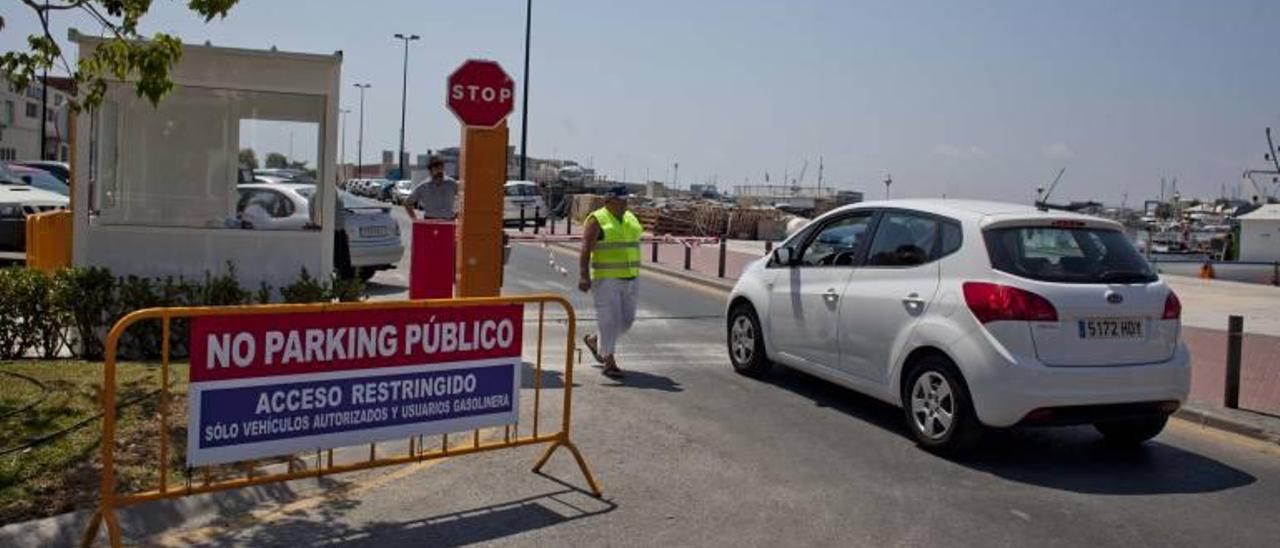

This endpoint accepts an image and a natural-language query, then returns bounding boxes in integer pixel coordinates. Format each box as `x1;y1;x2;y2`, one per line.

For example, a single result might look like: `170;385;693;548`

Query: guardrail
81;294;599;547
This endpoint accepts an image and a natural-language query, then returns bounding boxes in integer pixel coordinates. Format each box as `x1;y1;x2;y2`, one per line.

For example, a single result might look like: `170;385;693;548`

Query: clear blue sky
4;0;1279;204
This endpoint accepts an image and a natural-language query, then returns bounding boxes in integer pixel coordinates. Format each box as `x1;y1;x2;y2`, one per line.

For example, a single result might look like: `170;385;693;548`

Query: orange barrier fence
82;294;598;547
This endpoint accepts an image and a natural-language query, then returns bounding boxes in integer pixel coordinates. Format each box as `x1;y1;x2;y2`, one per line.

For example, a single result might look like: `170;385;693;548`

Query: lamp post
884;173;893;199
339;108;351;180
519;0;532;181
393;33;420;180
354;83;371;178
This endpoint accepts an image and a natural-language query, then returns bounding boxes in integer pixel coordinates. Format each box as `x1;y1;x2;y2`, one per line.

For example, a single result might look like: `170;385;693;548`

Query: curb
1174;405;1280;445
547;242;739;292
545;241;1280;446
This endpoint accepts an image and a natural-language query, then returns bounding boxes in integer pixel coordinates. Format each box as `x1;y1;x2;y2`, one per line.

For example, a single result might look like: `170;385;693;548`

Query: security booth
69;30;341;288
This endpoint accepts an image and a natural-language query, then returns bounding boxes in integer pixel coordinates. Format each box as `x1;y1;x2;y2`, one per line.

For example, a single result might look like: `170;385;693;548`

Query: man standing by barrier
403;156;458;220
578;189;642;378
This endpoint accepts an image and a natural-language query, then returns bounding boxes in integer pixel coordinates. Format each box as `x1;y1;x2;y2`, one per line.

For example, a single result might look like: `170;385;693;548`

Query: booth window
90;85;324;229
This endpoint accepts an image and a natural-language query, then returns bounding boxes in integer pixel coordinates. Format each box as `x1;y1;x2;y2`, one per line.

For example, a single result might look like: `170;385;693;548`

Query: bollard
534;207;541;235
519;206;526;233
765;240;773;253
651;240;659;262
1225;315;1243;409
718;238;727;278
550;216;557;235
567;217;573;236
683;244;692;271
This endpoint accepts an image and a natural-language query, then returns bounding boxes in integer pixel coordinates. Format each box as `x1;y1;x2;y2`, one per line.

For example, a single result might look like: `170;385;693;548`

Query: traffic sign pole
456;121;508;297
447;59;516;297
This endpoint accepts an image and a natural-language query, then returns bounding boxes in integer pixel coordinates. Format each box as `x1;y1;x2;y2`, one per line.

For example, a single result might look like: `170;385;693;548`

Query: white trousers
592;277;639;358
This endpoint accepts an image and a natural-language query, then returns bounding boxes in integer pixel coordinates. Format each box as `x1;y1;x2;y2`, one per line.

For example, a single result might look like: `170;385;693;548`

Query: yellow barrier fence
81;294;599;547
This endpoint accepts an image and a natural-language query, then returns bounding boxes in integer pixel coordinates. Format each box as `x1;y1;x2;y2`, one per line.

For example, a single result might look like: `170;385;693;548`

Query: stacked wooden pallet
692;204;731;236
632;206;696;235
726;208;781;239
570;194;607;222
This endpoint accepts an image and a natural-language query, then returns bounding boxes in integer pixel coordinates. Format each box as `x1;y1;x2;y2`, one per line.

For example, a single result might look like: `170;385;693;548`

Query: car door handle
902;293;925;310
823;289;840;303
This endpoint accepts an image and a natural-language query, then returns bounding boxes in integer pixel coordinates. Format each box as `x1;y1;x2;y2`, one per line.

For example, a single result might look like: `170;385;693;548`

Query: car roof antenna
1035;167;1066;211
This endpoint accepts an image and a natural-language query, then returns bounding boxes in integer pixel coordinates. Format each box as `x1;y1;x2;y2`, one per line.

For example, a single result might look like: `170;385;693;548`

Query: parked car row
339;178;548;228
340;178;400;203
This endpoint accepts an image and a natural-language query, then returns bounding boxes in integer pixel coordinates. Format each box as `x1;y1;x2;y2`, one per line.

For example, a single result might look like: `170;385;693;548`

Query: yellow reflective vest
589;207;643;280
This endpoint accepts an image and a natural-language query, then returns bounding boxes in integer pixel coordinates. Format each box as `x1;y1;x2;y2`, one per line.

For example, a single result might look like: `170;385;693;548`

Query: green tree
1;1;239;111
264;152;287;169
238;147;258;169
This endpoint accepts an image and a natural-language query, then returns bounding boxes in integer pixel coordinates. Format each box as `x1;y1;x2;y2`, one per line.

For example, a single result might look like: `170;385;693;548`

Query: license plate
359;226;388;238
1078;317;1144;339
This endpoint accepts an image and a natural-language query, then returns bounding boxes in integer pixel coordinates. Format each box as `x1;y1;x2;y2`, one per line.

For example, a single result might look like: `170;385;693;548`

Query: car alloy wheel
910;371;955;440
730;315;756;365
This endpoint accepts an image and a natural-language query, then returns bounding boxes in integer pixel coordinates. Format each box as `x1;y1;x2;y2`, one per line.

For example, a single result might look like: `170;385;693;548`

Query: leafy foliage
239;148;259;169
1;1;239;110
0;265;363;360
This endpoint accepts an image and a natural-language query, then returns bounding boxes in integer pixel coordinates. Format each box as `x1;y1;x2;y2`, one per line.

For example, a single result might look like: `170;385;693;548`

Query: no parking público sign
186;305;523;466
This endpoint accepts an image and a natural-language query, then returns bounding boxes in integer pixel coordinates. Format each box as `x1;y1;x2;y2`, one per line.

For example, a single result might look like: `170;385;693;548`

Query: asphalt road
159;240;1280;547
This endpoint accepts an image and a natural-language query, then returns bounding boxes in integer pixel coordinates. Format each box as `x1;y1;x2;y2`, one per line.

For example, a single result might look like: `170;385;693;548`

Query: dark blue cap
605;186;628;198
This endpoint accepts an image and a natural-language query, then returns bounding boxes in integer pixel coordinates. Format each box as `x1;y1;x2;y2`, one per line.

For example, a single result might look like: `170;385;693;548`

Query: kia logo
1106;293;1124;304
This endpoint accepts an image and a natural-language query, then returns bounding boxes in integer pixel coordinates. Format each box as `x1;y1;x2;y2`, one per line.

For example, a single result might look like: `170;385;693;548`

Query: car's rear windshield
505;184;538;197
984;225;1156;284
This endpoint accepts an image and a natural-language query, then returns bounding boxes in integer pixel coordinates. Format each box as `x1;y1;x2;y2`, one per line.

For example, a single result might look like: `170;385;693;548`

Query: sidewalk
621;238;1280;437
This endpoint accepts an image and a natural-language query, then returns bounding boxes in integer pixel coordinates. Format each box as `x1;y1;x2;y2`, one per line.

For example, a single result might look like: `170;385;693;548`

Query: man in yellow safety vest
578;189;642;378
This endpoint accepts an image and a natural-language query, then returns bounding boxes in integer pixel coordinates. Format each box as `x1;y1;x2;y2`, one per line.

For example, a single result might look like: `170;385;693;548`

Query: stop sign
447;60;515;128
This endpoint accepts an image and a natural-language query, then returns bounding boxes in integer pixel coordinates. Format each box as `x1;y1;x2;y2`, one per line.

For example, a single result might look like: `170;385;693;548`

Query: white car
504;181;546;227
236;183;403;281
726;199;1189;455
0;181;68;255
391;179;416;204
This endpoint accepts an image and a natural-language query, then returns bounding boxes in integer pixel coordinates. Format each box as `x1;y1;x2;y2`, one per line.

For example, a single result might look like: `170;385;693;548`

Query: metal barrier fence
81;294;599;547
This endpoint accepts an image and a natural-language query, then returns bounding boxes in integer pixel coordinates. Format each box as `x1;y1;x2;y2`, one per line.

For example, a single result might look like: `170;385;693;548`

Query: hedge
0;264;364;360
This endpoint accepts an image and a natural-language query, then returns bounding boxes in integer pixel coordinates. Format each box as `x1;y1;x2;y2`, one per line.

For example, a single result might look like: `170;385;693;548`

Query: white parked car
504;180;546;227
0;181;68;255
391;179;416;204
236;183;403;281
726;199;1189;455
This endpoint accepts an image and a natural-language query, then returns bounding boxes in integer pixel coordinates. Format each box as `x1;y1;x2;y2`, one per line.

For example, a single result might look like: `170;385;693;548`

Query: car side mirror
772;247;794;267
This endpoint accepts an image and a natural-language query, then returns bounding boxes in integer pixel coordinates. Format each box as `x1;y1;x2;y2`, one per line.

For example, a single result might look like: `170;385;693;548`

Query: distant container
1237;205;1280;262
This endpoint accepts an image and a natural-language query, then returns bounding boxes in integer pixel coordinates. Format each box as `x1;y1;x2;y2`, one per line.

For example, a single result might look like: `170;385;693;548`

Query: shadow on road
215;487;615;547
521;361;579;390
759;367;1255;495
960;428;1256;495
363;281;408;298
598;368;684;392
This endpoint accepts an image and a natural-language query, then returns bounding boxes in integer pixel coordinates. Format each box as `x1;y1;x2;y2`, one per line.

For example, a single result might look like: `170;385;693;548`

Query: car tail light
1162;291;1181;320
962;282;1059;324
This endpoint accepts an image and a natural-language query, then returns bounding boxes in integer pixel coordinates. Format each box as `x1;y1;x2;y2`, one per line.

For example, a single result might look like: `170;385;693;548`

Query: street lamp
884;173;893;199
339;108;351;180
354;83;371;179
519;0;532;181
393;33;420;180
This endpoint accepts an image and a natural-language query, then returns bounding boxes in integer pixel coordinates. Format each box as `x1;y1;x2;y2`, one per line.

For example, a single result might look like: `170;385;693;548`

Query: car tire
902;355;982;456
1094;416;1167;446
727;303;771;377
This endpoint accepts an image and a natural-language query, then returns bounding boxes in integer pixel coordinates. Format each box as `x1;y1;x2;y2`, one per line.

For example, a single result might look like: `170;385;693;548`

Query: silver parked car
236;183;404;281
